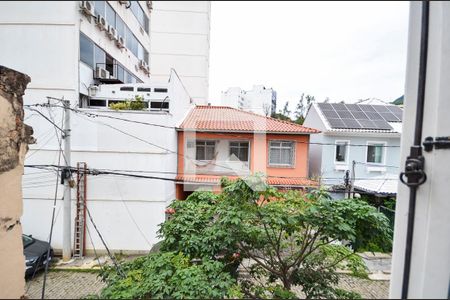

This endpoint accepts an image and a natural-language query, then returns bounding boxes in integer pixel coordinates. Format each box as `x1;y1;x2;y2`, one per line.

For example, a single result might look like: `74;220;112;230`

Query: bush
99;252;239;299
109;95;146;111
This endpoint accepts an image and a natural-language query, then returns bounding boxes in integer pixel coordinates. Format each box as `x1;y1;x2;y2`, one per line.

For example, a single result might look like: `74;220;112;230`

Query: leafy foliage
99;177;391;299
99;252;239;299
109;95;146;111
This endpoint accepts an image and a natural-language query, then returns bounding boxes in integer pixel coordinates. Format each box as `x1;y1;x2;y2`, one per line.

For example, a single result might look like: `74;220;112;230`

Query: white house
0;1;209;254
303;101;403;197
221;85;277;116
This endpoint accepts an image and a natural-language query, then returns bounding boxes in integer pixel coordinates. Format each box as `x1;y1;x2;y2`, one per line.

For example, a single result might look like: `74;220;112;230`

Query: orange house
175;106;320;199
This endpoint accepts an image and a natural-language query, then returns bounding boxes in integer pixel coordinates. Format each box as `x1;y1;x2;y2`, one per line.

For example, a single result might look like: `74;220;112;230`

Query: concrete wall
150;1;211;104
390;2;450;298
0;66;33;299
221;85;276;116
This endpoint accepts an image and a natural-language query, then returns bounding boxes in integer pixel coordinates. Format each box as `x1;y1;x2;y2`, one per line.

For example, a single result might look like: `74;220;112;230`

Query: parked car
23;234;53;277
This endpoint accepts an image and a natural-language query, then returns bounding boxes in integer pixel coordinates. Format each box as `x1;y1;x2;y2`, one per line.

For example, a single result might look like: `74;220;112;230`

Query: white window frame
268;140;296;168
194;140;216;161
229;140;251;163
365;141;387;165
334;140;350;164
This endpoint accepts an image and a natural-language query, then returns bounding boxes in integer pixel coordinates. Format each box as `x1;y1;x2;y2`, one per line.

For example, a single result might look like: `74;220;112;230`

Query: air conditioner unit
80;1;94;17
139;60;149;73
95;15;107;31
119;0;130;5
109;74;117;80
95;67;110;79
116;36;125;49
146;1;153;11
107;25;118;40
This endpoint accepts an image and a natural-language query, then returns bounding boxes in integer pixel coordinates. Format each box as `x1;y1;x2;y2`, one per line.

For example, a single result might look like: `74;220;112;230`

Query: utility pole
62;100;72;261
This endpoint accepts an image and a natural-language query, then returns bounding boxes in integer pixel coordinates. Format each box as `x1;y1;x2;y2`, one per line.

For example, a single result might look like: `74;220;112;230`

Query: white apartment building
221;85;277;116
0;1;210;254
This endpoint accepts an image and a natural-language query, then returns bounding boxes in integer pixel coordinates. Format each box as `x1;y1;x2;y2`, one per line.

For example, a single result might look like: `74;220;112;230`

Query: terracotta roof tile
175;174;318;187
179;106;320;134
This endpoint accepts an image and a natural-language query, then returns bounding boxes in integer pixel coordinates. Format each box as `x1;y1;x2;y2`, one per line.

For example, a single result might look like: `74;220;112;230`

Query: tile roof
178;106;320;134
175;174;318;187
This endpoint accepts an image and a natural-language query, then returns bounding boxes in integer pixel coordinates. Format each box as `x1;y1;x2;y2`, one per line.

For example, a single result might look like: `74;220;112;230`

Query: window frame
334;140;350;164
365;141;387;165
195;140;216;161
229;140;250;163
268;140;296;168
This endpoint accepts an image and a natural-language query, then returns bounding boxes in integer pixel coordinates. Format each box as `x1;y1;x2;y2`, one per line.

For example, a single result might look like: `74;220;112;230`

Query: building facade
175;106;319;199
303;102;402;197
221;85;277;116
0;1;209;253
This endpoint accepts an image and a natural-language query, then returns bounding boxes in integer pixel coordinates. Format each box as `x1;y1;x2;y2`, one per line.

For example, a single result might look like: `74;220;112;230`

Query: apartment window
94;45;106;69
120;87;134;91
130;1;149;33
154;88;168;93
116;15;125;38
335;141;348;163
150;101;169;110
137;87;151;92
196;141;216;161
105;3;116;28
269;141;295;166
80;33;94;68
367;143;384;164
126;27;139;57
230;142;249;162
93;1;105;17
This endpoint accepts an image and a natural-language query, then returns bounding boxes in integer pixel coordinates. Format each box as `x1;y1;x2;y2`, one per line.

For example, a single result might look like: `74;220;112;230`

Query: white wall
390;2;450;298
150;1;211;104
221;85;276;116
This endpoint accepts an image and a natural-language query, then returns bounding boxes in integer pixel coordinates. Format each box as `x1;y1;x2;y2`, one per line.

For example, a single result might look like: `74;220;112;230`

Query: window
116;15;125;38
94;45;106;69
150;101;169;110
130;1;149;33
230;142;249;162
80;33;94;68
269;141;294;166
93;1;105;17
120;87;134;91
89;99;107;107
335;141;348;163
196;141;215;161
154;88;168;93
105;3;116;28
137;87;151;92
367;143;384;164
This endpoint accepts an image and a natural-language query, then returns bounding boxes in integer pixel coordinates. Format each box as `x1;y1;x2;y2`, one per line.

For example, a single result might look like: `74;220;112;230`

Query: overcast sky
208;1;410;111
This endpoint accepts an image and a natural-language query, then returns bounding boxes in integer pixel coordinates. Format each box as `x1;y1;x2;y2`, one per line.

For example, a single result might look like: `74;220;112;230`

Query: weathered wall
0;65;33;299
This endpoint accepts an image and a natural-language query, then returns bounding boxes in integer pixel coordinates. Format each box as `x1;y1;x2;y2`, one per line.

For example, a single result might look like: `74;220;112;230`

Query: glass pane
270;149;281;164
271;141;281;148
196;147;205;160
116;15;125;38
230;142;238;147
281;149;292;165
367;145;383;163
80;33;94;68
196;141;205;146
94;45;105;69
206;141;215;146
230;147;239;159
239;147;249;162
94;1;105;17
138;43;144;60
117;65;124;82
105;3;116;28
335;143;347;162
206;146;215;160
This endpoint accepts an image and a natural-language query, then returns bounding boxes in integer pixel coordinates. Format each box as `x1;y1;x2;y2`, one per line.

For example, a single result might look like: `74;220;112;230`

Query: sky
208;1;410;112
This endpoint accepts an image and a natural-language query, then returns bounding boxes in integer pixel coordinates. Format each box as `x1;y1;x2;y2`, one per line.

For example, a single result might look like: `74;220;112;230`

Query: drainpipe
398;1;429;299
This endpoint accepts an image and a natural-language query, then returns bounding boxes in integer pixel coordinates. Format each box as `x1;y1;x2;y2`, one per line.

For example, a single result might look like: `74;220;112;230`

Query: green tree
294;94;315;124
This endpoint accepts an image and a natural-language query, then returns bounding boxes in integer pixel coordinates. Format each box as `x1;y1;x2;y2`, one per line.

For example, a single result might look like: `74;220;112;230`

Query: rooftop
178;105;320;134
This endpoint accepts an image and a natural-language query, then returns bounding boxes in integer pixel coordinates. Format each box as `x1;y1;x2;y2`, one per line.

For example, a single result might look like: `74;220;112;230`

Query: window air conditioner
95;15;107;31
139;60;150;74
80;1;94;17
119;0;130;5
116;36;125;49
107;25;118;40
146;1;153;11
95;67;110;79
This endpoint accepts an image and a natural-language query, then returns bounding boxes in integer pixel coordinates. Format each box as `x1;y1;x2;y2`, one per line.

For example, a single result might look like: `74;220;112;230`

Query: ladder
73;162;87;258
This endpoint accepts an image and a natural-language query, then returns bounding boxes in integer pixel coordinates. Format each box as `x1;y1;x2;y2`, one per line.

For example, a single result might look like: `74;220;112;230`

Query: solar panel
360;105;376;113
372;105;390;113
364;111;384;120
358;119;377;129
327;118;346;128
318;103;335;111
333;103;348;111
345;104;362;112
336;110;354;119
342;119;362;128
373;120;393;130
322;110;339;119
352;111;369;120
387;105;402;114
379;112;398;122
